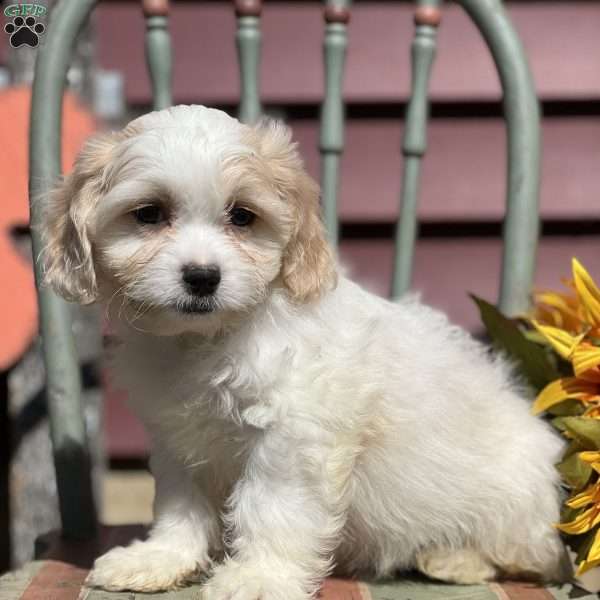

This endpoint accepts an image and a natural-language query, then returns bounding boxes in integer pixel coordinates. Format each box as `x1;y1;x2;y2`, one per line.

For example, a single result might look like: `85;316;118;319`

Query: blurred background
1;0;599;575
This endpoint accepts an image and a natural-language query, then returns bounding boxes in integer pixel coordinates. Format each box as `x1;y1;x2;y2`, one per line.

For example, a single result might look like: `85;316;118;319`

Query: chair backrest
27;0;540;539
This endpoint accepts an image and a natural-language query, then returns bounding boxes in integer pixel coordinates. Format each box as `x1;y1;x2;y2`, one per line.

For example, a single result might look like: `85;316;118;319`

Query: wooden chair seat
0;526;594;600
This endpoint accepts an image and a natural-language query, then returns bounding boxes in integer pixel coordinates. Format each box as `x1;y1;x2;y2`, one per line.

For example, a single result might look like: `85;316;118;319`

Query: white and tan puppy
42;105;568;598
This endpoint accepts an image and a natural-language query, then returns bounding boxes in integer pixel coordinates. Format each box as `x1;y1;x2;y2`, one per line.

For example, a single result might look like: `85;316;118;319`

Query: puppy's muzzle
181;264;221;296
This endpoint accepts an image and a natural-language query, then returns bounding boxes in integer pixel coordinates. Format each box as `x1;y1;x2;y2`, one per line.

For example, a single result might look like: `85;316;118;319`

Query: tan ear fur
282;171;338;303
41;132;121;304
256;119;337;303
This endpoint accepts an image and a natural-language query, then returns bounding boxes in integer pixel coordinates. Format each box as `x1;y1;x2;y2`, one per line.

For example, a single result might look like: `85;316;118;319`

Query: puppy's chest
120;340;279;466
162;402;259;480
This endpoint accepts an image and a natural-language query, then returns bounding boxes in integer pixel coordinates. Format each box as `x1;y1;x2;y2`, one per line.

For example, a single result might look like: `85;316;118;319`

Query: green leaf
556;452;593;491
470;295;560;391
561;417;600;450
561;502;582;525
548;399;586;417
522;329;548;345
564;439;587;459
552;417;569;432
556;356;575;378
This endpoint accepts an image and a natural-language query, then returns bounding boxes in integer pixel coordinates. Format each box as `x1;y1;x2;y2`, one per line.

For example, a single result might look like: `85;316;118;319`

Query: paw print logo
4;16;45;48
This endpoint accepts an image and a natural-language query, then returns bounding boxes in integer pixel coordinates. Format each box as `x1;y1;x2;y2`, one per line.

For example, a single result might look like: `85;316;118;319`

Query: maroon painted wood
342;237;600;333
290;117;600;222
104;385;149;459
90;2;600;105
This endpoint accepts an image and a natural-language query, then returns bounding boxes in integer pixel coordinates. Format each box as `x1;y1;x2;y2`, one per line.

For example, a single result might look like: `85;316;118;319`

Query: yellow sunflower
557;480;600;575
529;258;600;575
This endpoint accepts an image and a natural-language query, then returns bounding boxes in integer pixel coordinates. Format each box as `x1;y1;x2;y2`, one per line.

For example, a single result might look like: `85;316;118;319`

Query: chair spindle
235;0;263;124
391;0;441;299
319;0;351;248
142;0;173;111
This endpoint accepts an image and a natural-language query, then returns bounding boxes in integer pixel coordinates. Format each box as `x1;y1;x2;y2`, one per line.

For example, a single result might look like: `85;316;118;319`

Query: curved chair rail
458;0;541;317
28;0;99;539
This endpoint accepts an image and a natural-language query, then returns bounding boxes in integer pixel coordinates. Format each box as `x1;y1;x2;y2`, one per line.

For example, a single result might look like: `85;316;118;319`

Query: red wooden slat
104;385;149;459
493;582;555;600
319;578;368;600
291;117;600;222
93;2;600;104
342;236;600;331
20;561;87;600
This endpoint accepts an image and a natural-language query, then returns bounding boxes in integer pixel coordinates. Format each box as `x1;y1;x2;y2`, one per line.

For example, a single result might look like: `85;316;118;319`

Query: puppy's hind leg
416;547;498;585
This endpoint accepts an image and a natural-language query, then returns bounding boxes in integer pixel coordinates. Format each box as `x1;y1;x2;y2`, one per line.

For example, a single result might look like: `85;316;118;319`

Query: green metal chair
20;0;542;592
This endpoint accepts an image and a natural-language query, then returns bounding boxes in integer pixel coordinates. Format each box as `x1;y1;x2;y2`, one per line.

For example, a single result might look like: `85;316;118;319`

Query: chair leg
0;368;11;574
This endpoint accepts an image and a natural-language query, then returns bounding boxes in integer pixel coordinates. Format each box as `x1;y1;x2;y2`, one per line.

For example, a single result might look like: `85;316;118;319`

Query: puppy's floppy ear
255;119;337;303
41;132;120;304
282;170;338;303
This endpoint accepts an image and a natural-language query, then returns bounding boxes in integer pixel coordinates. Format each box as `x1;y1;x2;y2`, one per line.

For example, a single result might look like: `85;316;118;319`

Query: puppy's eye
133;205;166;225
229;206;256;227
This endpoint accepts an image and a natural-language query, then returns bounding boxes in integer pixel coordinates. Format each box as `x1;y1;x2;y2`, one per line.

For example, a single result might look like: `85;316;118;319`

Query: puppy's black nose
181;264;221;296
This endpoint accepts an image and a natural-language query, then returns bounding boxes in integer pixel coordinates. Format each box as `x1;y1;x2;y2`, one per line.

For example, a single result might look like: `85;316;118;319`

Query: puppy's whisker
130;298;150;322
121;301;155;334
132;299;158;324
116;291;131;322
104;283;129;319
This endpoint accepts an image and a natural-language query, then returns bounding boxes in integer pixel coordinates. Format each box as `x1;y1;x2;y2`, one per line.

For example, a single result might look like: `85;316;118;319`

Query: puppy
42;105;569;598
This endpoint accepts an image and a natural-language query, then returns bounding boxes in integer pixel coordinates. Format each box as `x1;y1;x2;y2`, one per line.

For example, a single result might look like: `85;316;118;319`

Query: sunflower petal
579;451;600;467
558;506;598;534
559;504;600;535
532;377;599;415
532;321;586;360
566;485;596;509
536;292;575;310
573;345;600;377
536;291;582;328
580;369;600;384
576;528;600;576
573;258;600;327
586;528;600;563
576;556;600;576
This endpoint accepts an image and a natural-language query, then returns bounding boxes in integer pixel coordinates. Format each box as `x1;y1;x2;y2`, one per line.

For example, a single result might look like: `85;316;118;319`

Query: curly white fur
42;105;570;597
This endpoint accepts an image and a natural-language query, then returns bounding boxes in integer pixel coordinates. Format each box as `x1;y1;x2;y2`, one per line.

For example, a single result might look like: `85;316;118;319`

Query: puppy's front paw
86;540;205;592
202;559;311;600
